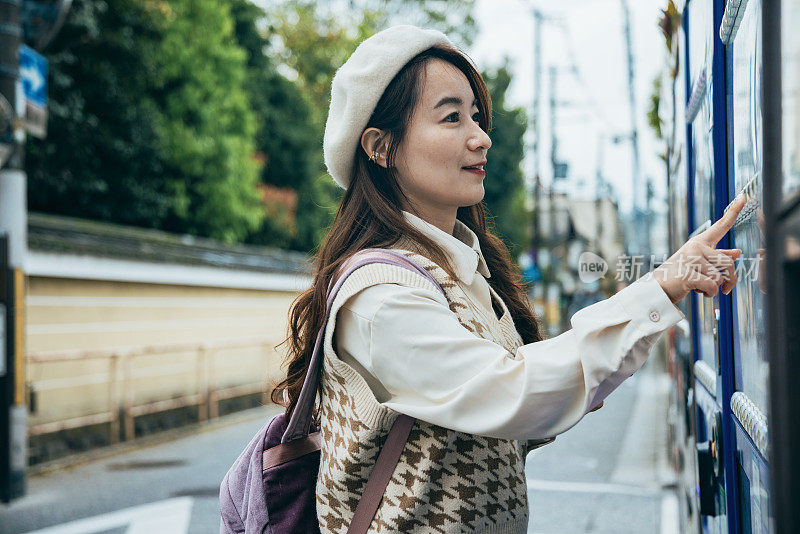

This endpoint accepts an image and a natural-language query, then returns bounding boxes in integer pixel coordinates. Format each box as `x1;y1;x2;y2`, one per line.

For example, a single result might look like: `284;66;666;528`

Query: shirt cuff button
649;310;661;322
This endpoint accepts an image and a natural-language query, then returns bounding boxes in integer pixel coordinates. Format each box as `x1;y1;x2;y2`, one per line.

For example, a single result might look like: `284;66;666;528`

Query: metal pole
620;0;642;255
549;65;558;257
123;356;134;441
646;178;653;263
595;133;605;254
546;65;560;333
532;10;542;255
108;354;119;444
198;345;209;421
0;0;26;503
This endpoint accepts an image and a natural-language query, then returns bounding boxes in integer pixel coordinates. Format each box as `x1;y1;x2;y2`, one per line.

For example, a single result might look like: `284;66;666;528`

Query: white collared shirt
334;210;685;440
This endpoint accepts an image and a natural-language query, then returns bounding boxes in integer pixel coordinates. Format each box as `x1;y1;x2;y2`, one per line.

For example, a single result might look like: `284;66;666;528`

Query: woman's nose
468;124;492;151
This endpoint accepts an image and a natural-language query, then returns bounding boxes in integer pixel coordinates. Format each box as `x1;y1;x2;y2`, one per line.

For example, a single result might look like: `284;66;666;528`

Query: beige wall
26;276;299;426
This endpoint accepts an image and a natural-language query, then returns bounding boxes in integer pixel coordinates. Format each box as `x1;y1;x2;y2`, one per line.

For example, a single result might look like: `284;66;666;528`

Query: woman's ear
360;127;389;168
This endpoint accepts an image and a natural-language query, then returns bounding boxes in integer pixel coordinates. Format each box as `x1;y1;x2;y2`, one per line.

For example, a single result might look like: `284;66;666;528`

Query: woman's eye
445;112;481;123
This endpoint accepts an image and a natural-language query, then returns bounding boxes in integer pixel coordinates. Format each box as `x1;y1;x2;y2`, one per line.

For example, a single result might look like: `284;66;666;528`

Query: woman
274;25;745;533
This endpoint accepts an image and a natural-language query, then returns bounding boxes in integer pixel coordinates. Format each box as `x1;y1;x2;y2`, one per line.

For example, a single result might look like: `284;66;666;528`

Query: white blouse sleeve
334;274;685;441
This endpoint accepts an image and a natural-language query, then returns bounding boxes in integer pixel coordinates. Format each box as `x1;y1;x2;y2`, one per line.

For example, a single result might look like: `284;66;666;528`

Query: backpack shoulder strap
346;413;415;534
281;248;445;443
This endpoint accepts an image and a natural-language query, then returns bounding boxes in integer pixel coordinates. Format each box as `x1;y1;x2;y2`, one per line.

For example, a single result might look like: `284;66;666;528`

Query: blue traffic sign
19;44;47;108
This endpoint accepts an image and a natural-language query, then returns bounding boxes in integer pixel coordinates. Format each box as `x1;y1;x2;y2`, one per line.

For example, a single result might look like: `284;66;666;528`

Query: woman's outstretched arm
334;274;684;441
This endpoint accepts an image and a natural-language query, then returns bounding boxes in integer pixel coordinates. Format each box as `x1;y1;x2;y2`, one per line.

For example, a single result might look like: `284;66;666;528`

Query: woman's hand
650;194;747;304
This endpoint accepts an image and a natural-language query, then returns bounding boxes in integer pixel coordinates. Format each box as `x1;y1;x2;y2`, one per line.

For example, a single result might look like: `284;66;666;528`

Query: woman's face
392;59;492;228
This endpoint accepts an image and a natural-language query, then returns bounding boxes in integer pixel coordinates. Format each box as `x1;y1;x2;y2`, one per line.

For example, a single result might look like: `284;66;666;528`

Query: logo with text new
578;252;608;283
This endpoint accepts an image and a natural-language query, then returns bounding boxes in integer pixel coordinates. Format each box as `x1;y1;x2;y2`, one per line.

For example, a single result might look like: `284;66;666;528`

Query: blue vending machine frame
683;1;743;532
710;0;740;530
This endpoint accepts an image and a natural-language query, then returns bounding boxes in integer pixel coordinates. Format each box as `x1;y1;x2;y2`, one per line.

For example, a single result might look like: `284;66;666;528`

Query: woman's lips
462;167;485;177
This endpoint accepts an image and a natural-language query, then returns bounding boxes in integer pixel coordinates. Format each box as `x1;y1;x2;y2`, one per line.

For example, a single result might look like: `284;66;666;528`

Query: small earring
370;150;379;162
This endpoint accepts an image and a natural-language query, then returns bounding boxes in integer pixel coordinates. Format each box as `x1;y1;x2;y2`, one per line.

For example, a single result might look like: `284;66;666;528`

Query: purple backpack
220;249;446;534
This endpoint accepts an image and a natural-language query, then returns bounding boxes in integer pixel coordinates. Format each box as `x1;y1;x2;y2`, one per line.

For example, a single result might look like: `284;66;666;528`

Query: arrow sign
19;44;47;107
20;64;45;94
18;44;48;138
23;497;194;534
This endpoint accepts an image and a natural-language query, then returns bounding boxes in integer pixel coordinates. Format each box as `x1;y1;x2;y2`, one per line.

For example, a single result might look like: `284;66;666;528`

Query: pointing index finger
700;194;748;245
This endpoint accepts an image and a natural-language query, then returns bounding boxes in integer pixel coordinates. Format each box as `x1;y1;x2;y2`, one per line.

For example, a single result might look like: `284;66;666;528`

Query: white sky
466;0;669;216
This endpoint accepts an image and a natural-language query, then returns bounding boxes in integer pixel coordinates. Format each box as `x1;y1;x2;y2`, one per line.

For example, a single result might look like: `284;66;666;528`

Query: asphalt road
0;362;677;534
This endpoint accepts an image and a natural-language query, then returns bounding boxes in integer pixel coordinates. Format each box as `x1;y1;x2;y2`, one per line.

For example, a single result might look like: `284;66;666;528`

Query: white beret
323;25;455;190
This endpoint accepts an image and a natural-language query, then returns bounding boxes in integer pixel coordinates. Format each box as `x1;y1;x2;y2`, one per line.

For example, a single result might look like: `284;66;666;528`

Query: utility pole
548;65;558;283
646;178;654;261
0;0;27;502
595;133;605;255
531;10;543;257
620;0;643;255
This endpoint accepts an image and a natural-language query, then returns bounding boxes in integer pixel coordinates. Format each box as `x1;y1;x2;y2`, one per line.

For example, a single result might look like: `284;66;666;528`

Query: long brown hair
272;44;544;420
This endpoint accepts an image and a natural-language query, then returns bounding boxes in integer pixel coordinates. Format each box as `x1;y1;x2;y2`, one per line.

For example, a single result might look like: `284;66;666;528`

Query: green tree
227;0;318;248
153;0;263;242
26;0;264;243
481;60;530;259
26;0;172;228
227;0;318;192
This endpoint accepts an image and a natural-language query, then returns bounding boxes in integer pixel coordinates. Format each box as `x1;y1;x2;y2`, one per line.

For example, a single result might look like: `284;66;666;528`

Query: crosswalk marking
527;478;662;497
24;497;193;534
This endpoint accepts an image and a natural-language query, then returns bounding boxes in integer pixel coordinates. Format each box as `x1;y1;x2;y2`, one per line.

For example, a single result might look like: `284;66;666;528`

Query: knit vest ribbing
315;245;532;534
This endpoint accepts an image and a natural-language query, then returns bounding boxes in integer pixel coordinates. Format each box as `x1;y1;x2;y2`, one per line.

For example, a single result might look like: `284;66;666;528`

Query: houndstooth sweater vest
316;242;535;533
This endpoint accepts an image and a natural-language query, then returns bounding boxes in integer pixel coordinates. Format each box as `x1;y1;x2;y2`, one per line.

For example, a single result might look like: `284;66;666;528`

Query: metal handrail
27;335;279;362
27;335;281;441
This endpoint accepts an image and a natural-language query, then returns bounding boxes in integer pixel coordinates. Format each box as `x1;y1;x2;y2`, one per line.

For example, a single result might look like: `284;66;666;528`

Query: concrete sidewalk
525;352;680;534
